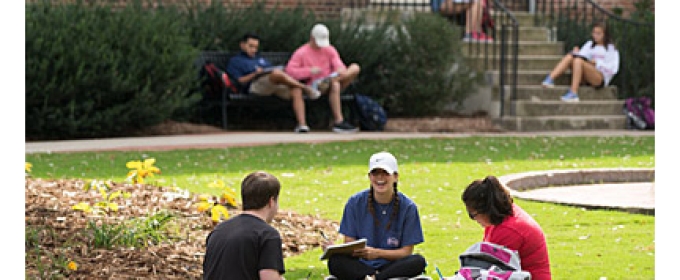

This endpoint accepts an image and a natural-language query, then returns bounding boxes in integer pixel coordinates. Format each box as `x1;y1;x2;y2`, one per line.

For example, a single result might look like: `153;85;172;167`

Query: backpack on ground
451;242;532;280
623;96;655;130
354;93;387;131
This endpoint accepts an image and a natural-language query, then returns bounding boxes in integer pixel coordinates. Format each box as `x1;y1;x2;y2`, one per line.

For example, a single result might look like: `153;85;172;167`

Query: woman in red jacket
461;176;552;280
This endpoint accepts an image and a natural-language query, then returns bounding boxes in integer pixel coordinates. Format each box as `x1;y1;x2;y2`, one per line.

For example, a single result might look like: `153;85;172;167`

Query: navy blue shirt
338;189;425;269
226;51;272;91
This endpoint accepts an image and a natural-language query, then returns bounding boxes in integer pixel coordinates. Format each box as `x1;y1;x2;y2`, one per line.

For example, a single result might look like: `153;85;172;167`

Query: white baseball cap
311;23;330;48
368;152;398;174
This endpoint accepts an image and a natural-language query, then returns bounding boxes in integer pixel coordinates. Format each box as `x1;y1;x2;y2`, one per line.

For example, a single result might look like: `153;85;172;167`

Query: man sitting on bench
226;33;322;133
285;24;360;133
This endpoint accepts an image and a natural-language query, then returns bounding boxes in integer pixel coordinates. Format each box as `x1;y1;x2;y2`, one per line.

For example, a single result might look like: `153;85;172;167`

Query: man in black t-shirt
203;171;285;280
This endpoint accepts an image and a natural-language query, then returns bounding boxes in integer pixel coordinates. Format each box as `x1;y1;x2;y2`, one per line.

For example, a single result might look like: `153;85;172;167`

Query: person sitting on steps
541;21;620;102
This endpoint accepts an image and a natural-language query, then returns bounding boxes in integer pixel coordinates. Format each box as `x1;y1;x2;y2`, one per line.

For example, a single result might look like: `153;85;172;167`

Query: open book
253;65;284;79
319;238;367;260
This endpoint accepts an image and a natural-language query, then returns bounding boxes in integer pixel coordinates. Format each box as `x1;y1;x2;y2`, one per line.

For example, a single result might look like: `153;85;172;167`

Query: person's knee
268;69;286;81
410;254;427;269
349;63;361;74
572;57;585;67
289;88;303;99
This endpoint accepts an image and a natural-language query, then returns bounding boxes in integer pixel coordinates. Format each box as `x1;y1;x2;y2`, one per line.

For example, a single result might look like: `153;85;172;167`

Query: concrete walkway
25;129;656;214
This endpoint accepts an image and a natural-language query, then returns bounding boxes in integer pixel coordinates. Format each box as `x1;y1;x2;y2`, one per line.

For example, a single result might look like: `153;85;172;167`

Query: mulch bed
25;178;340;279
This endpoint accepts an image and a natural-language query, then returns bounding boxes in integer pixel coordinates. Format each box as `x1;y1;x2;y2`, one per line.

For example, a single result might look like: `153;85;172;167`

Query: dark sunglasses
468;210;479;220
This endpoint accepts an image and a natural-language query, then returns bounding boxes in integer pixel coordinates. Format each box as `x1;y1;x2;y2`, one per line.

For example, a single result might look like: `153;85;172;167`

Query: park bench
195;51;357;130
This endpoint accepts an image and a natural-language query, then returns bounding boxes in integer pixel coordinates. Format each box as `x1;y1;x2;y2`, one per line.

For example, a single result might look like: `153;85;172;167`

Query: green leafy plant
88;211;175;249
25;0;201;140
72;180;131;214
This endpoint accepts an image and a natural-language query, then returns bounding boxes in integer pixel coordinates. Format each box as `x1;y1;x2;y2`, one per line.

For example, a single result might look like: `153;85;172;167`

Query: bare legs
329;63;361;124
570;58;604;93
289;88;307;127
466;1;483;35
268;69;316;97
547;54;604;94
288;64;361;129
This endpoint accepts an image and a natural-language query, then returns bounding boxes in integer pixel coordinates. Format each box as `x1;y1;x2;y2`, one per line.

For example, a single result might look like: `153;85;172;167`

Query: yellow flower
211;204;229;222
67;261;78;271
198;194;212;201
25;162;32;173
72;202;91;213
126;158;161;183
196;201;212;212
222;193;237;207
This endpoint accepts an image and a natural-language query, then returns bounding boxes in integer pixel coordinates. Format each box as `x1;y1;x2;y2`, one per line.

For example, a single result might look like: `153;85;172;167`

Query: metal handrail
531;0;654;99
488;0;519;117
342;0;521;117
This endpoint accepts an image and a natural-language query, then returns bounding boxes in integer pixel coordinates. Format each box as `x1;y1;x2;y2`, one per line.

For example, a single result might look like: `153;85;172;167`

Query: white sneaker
305;86;321;100
294;125;310;133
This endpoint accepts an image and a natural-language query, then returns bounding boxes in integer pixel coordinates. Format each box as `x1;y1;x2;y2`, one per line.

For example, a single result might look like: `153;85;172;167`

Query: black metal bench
195;51;357;130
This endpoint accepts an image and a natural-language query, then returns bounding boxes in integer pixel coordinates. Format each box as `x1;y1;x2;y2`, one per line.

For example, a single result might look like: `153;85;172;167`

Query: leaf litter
25;178;340;279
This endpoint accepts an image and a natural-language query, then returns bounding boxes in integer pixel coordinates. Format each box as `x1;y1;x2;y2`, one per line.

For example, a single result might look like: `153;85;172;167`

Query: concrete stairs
341;7;627;131
466;11;627;131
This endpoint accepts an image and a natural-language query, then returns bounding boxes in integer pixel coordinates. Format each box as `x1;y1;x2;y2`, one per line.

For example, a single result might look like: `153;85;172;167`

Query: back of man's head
241;171;280;210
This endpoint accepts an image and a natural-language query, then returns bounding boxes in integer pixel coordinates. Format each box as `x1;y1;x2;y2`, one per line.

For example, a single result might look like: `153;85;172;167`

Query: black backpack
354;94;387;131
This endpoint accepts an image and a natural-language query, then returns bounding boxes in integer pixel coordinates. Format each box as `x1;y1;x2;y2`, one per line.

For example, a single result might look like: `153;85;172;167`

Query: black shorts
586;79;605;89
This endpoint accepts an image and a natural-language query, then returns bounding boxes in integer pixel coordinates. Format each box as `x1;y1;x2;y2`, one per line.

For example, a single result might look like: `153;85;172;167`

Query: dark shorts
587;80;605;89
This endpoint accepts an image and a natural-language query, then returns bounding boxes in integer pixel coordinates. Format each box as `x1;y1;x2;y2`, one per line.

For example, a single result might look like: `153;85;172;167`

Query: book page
319;238;367;260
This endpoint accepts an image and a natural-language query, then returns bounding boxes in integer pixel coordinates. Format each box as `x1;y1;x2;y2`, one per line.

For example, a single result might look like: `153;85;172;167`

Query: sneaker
324;276;338;280
462;32;474;42
560;91;580;102
304;86;321;100
541;75;555;88
332;121;359;133
476;32;494;42
294;125;310;133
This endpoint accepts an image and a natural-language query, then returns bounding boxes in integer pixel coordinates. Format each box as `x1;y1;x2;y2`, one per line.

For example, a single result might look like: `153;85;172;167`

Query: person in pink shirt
461;176;552;280
285;23;360;133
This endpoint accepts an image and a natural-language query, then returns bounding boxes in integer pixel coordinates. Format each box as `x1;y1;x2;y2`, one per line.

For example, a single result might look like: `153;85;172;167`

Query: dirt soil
25;178;340;279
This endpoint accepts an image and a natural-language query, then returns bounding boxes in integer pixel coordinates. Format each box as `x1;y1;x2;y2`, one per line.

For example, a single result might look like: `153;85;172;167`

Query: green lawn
25;136;655;279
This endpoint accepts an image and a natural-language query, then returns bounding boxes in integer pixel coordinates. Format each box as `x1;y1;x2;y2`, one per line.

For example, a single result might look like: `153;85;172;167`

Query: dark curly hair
461;175;513;225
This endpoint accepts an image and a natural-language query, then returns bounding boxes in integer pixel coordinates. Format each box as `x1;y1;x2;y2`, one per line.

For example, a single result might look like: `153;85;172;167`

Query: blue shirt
226;51;272;91
338;189;425;268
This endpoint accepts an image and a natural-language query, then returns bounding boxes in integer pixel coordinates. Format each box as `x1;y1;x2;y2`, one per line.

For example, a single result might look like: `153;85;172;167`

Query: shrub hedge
25;0;478;140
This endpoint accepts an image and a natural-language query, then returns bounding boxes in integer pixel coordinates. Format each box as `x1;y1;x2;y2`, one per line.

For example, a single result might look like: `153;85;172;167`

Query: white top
575;40;620;86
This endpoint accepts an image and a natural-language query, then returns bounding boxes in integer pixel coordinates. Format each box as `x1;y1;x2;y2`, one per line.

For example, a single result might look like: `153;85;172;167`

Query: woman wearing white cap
324;151;428;280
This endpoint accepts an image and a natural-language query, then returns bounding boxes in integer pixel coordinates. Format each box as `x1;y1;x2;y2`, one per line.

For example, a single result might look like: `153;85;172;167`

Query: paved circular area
515;182;654;214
